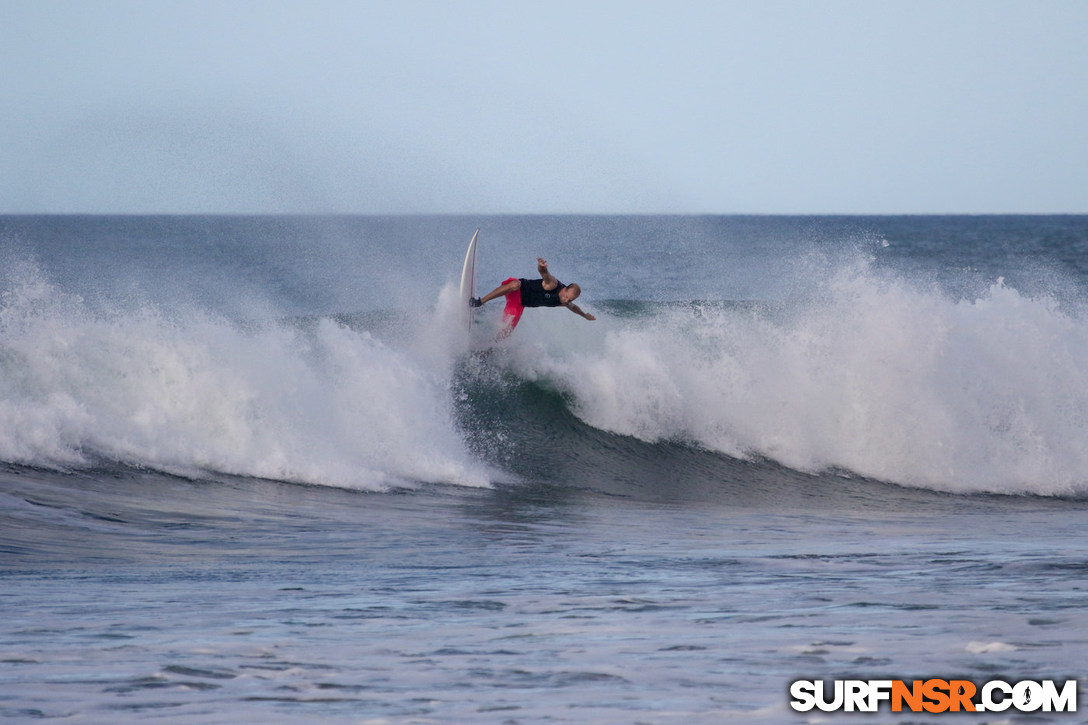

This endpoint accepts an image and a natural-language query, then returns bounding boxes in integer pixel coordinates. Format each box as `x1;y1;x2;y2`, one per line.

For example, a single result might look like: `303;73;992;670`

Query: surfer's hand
585;313;596;321
537;257;548;268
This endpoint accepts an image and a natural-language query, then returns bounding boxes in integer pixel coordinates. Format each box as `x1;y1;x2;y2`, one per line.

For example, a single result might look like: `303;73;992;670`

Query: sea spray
0;266;488;490
508;264;1088;495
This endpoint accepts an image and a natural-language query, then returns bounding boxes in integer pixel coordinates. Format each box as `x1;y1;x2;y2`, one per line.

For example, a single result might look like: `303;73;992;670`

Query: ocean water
1;215;1087;723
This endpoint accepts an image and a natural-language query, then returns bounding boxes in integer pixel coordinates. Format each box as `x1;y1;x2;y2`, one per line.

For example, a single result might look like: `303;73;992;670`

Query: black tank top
519;278;566;307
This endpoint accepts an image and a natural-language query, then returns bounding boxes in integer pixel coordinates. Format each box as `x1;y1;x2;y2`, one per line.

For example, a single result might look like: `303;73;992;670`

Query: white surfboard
459;229;479;330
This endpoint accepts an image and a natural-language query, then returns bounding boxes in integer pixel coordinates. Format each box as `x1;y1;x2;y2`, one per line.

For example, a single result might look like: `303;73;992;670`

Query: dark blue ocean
2;215;1087;723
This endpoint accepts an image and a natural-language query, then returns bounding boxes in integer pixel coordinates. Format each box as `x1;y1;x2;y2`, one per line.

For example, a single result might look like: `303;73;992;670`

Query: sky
1;0;1086;214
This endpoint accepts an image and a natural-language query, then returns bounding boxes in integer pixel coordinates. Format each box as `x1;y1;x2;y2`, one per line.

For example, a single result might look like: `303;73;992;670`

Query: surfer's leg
496;313;522;340
479;278;520;305
498;279;525;339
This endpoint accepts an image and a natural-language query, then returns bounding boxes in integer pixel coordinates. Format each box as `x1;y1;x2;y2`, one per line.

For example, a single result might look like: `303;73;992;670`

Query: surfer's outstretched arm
537;258;559;290
565;302;596;321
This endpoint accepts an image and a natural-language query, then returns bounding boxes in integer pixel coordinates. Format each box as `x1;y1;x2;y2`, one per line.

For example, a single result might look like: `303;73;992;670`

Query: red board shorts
501;277;524;333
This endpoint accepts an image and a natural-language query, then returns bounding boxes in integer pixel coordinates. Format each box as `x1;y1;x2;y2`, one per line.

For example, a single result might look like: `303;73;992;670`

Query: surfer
471;257;595;336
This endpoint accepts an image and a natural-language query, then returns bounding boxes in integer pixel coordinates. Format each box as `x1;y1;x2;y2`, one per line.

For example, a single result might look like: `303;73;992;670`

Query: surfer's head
559;283;581;305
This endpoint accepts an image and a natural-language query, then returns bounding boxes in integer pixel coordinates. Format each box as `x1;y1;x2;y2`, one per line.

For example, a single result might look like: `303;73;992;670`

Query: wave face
3;215;1088;497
